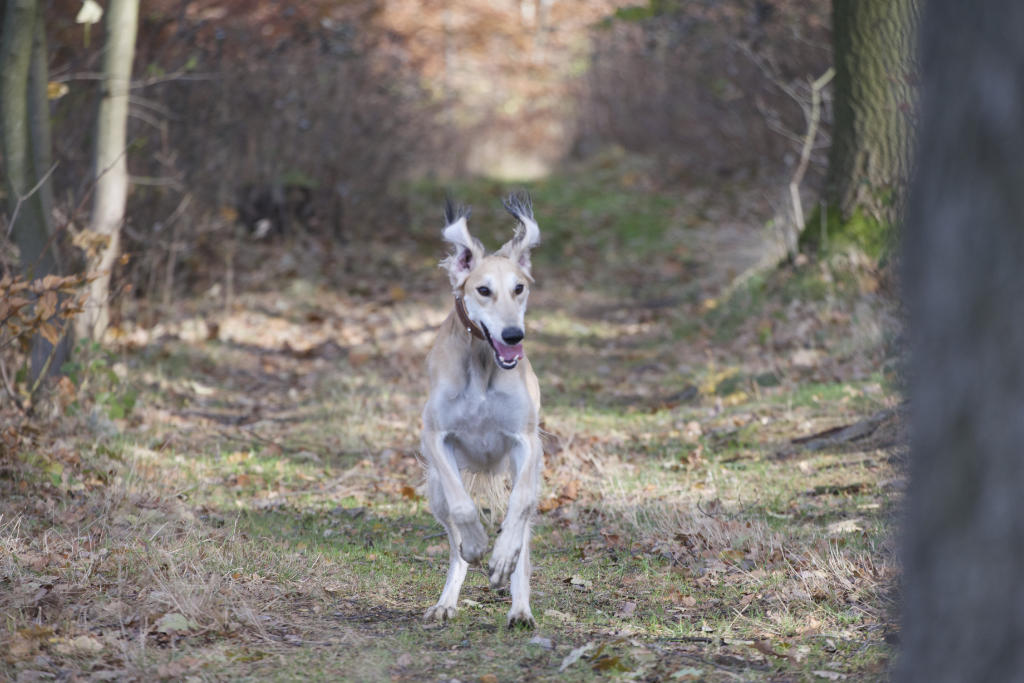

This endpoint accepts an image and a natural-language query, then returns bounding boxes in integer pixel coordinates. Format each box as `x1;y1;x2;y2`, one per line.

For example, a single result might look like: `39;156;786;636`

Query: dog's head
441;193;541;370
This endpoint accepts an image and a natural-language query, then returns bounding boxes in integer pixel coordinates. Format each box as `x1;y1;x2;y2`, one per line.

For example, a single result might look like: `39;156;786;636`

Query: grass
0;155;902;681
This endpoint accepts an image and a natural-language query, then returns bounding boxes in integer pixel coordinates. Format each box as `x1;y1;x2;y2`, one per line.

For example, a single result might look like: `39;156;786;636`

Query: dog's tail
463;470;511;528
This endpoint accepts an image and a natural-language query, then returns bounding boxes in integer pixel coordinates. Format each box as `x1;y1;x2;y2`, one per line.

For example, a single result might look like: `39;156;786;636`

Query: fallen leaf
156;657;201;678
528;635;554;650
425;543;447;557
615;601;637;618
559;641;595;672
753;639;793;662
400;485;422;501
543;608;573;623
154;612;197;634
671;666;704;680
826;518;864;535
813;671;848;681
479;675;498;683
54;634;104;655
565;574;592;592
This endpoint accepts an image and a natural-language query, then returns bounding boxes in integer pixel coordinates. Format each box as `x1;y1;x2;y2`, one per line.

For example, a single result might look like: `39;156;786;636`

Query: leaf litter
0;161;902;681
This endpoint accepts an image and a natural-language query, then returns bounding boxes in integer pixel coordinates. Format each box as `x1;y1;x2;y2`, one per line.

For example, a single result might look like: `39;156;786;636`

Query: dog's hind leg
506;521;535;628
423;468;469;623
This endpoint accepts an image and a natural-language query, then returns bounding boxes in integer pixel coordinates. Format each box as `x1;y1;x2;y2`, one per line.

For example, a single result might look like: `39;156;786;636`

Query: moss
801;204;892;261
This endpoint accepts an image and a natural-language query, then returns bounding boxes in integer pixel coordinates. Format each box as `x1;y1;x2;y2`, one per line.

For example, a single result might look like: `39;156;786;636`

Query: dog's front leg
488;433;540;593
425;430;489;563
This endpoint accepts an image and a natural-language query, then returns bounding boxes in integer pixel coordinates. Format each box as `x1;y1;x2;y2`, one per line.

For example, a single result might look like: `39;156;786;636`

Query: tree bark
826;0;917;228
78;0;139;340
1;0;43;259
1;0;67;380
900;3;1024;681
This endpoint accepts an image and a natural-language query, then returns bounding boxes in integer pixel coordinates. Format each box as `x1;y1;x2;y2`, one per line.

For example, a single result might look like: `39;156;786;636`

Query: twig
5;162;59;238
0;355;27;413
25;319;69;413
52;70;218;88
787;67;835;255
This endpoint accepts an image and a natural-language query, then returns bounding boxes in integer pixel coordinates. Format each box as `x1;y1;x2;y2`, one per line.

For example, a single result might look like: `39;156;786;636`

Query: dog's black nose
501;327;524;345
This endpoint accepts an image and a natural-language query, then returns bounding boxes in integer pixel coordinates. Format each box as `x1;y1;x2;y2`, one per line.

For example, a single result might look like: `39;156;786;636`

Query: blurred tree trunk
900;2;1024;682
1;0;52;270
826;0;917;231
78;0;139;340
1;0;67;380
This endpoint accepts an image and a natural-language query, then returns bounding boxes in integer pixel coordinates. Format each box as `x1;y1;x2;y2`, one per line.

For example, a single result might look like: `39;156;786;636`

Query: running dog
421;194;543;628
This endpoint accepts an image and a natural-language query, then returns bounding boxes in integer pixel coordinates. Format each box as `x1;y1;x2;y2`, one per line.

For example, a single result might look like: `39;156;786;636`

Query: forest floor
1;153;904;681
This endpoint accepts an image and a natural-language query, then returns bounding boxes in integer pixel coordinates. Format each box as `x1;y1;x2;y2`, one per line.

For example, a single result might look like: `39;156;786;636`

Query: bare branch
5;162;58;238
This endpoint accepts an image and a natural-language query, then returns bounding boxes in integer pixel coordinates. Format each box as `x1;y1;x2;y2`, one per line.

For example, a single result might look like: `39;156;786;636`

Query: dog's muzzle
482;324;524;369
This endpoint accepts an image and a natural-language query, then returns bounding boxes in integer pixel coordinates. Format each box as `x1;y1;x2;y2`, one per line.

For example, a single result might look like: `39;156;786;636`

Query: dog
420;193;543;628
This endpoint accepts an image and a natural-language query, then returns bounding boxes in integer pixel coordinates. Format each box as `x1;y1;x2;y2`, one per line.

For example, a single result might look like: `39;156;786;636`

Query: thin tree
824;0;917;251
78;0;140;340
1;0;66;379
900;2;1024;681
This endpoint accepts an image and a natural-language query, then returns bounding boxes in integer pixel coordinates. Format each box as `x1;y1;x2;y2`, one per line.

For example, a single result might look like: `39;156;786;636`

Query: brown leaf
4;296;30;313
538;496;561;513
400;485;422;501
753;639;794;662
38;321;62;346
37;290;58;320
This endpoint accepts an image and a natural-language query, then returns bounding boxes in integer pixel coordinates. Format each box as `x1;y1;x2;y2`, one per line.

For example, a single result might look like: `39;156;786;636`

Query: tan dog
421;194;543;628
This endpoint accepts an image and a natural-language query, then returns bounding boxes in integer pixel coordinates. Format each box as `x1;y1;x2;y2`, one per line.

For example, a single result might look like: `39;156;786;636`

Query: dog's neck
454;295;486;341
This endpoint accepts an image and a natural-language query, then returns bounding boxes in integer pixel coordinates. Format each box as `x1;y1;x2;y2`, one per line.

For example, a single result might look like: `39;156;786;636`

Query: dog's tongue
492;339;523;363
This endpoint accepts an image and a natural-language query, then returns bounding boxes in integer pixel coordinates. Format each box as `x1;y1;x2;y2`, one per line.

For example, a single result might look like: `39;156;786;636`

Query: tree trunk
826;0;917;228
900;3;1024;681
1;0;67;380
78;0;139;340
1;0;44;261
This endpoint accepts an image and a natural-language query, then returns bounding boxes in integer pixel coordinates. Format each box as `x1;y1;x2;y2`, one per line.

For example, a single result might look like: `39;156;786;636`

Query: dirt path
1;171;901;681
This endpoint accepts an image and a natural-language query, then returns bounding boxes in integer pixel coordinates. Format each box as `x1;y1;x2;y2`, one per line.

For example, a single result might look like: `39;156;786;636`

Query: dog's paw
457;519;488;563
488;546;521;589
506;608;536;629
423;603;457;623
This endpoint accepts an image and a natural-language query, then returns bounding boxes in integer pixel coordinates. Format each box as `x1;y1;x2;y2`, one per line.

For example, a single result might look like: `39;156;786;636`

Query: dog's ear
498;192;540;276
440;199;484;290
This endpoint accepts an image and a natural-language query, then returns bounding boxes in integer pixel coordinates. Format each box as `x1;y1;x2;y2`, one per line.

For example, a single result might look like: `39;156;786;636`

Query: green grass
1;155;901;681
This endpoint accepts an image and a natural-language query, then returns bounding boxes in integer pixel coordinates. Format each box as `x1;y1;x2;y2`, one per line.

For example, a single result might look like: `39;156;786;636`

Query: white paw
506;607;535;629
488;544;521;589
457;518;488;563
423;603;457;623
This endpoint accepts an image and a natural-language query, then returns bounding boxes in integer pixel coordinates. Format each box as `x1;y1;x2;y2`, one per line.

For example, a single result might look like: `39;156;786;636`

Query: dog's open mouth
481;325;523;370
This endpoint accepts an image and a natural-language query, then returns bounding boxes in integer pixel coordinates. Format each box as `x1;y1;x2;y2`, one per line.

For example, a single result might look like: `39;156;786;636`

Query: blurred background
17;0;831;313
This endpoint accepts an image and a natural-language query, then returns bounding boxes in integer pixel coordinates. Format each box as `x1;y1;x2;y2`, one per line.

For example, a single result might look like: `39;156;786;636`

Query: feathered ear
497;192;541;275
440;199;484;290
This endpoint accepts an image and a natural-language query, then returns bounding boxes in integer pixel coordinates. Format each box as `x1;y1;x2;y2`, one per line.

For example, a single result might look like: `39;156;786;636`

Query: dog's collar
454;295;486;341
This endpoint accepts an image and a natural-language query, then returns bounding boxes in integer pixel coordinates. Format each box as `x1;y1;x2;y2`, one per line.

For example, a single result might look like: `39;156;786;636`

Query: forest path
1;164;900;681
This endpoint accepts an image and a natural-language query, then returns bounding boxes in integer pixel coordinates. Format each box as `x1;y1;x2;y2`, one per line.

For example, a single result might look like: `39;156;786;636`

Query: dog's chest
442;373;529;467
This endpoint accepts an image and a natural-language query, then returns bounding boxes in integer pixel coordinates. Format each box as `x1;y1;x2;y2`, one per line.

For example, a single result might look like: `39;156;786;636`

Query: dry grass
1;163;902;681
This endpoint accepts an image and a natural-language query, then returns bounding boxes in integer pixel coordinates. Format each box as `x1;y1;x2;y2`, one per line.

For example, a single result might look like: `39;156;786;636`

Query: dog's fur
421;194;543;628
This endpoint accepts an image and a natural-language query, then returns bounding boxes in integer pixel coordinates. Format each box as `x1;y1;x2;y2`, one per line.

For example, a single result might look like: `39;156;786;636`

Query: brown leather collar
454;295;486;340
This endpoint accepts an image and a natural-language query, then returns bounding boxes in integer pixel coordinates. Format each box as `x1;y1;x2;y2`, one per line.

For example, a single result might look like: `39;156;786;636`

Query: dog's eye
476;286;491;297
514;284;524;295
